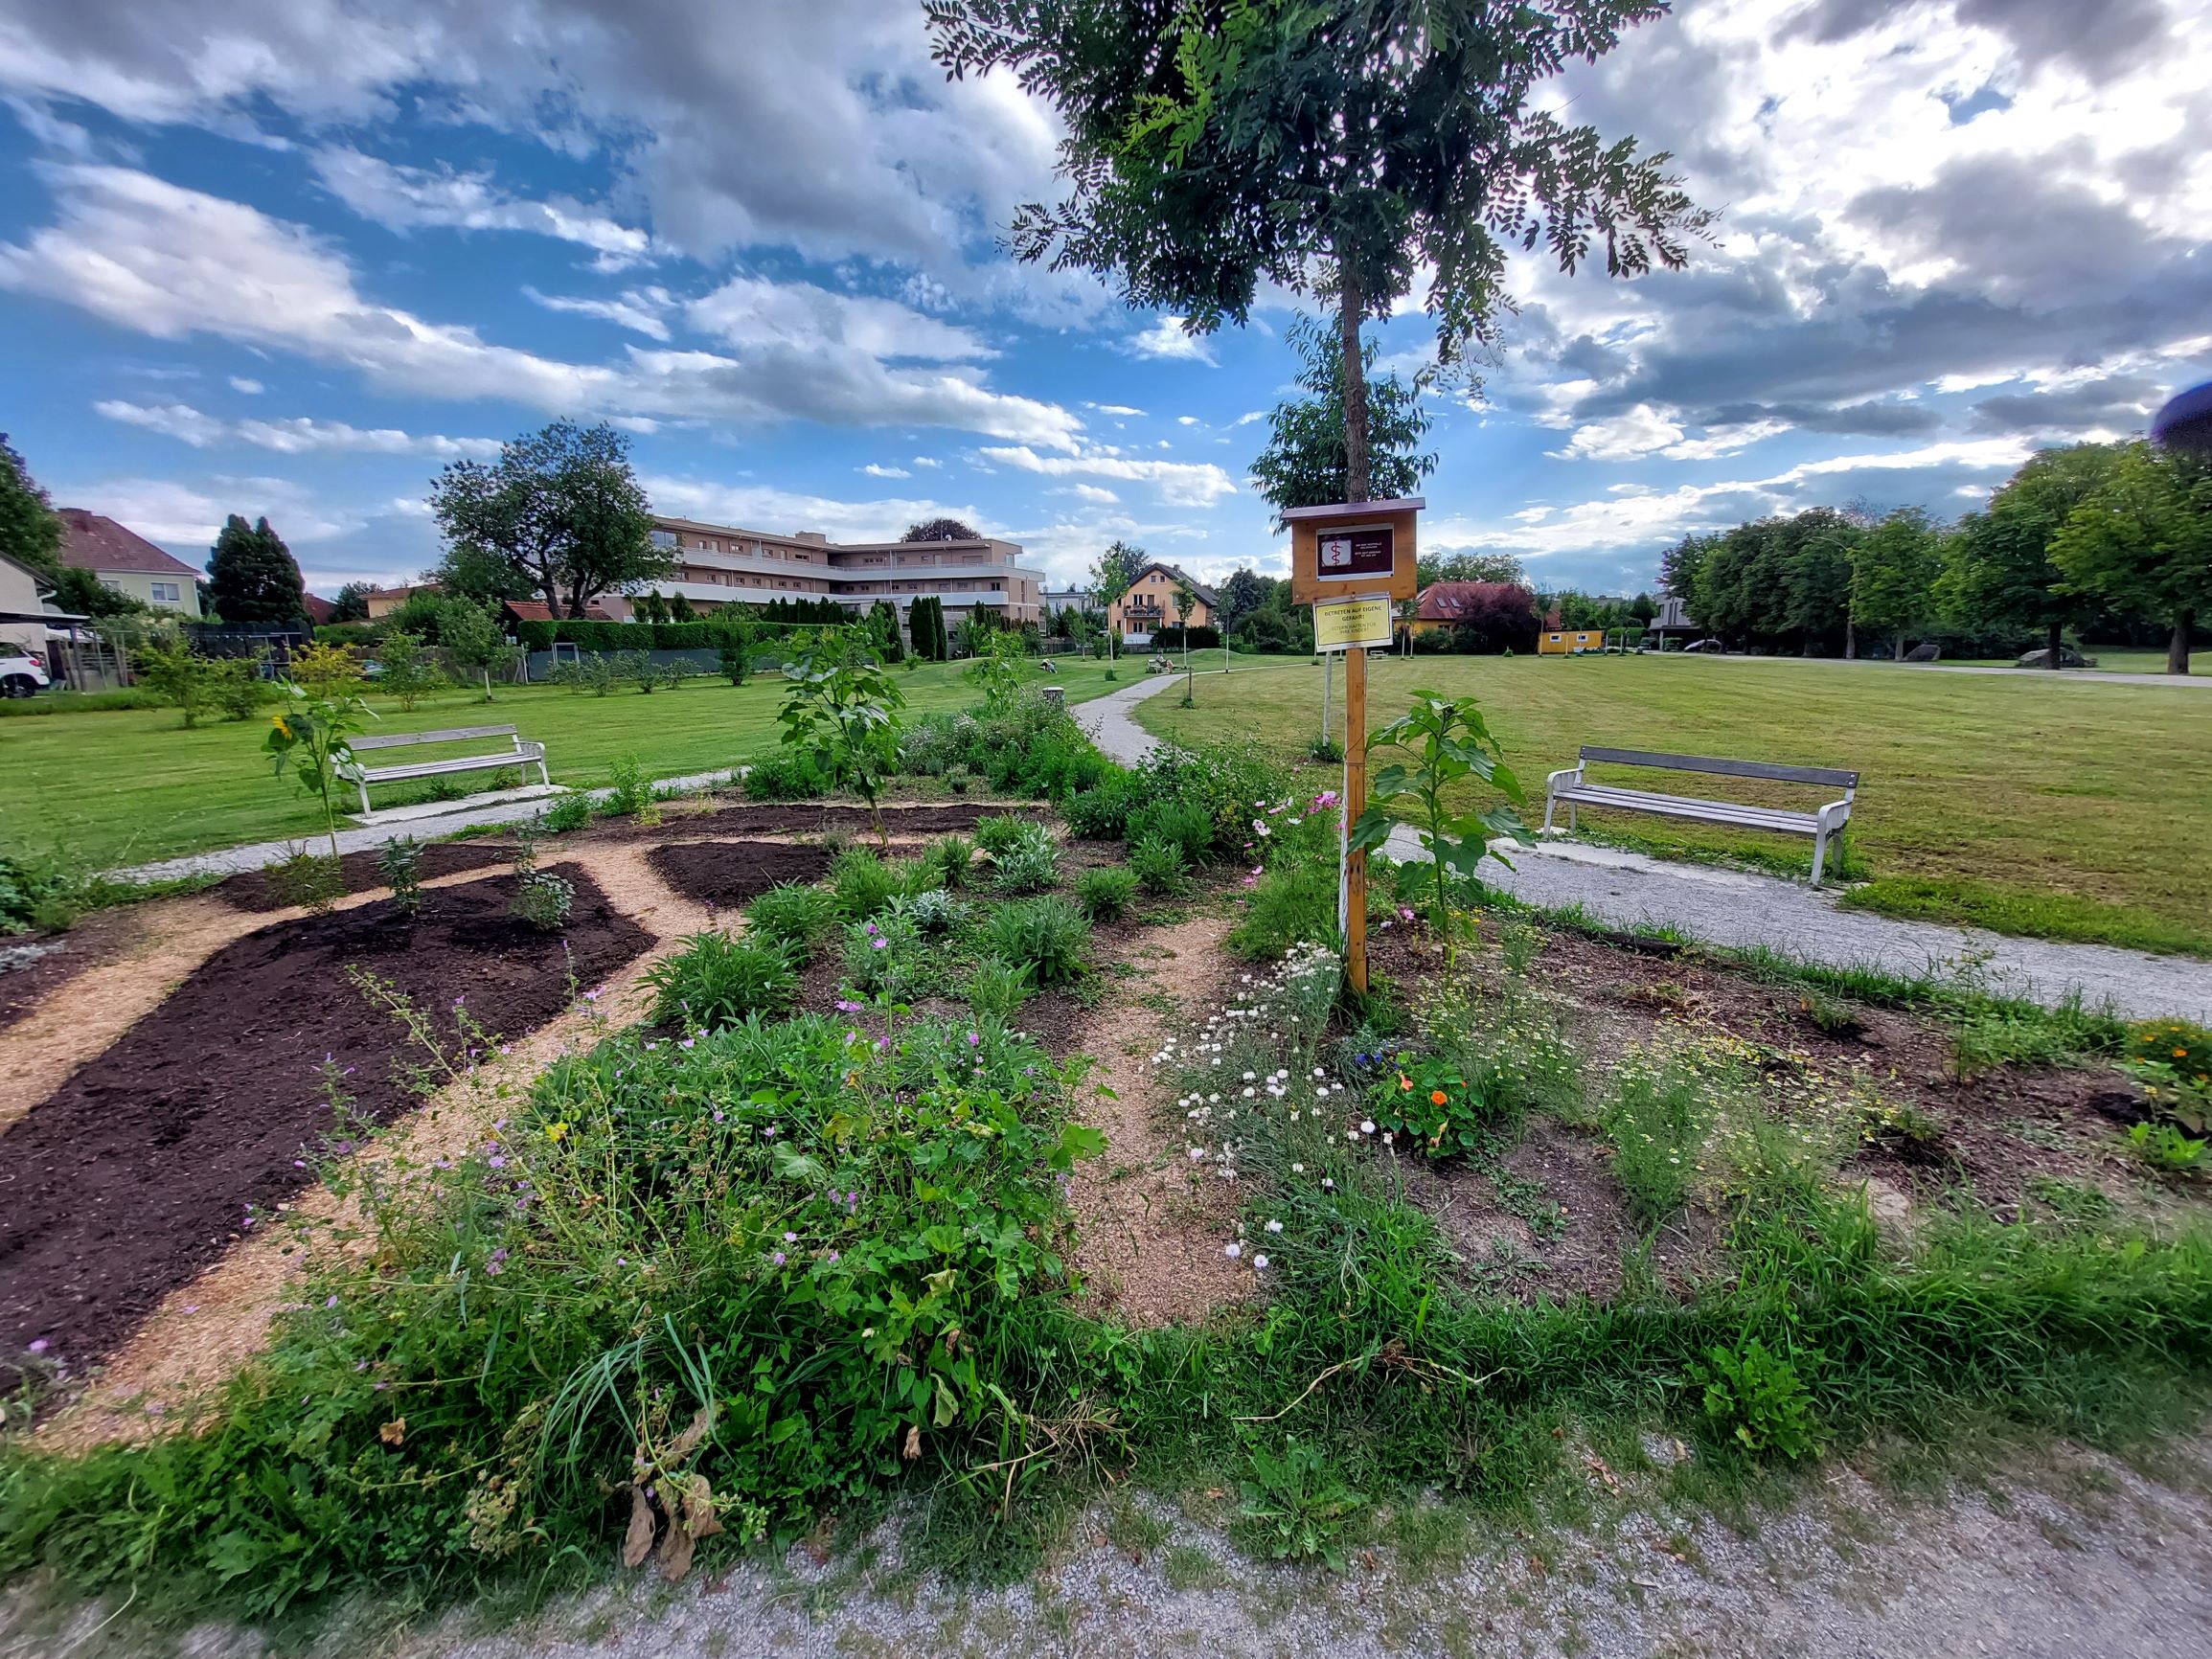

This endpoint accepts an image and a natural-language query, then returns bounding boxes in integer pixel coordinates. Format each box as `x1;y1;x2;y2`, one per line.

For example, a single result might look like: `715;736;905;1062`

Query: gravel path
1081;670;2212;1022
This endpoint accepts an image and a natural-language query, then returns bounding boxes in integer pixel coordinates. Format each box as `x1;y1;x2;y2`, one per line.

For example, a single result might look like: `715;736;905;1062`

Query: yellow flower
272;715;292;739
545;1122;570;1143
2178;1049;2191;1059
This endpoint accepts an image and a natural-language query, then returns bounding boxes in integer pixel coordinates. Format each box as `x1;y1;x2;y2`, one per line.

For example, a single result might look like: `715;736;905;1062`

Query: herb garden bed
0;867;650;1377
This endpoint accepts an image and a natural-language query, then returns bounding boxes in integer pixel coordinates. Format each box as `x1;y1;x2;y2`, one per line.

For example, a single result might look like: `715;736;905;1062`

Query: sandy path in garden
1065;913;1249;1325
33;840;718;1453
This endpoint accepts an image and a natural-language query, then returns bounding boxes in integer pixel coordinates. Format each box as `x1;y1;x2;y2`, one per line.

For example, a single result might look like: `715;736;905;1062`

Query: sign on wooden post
1283;497;1423;994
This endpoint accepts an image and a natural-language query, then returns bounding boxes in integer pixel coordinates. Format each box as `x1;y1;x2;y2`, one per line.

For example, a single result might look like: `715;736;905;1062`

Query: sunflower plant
264;682;376;863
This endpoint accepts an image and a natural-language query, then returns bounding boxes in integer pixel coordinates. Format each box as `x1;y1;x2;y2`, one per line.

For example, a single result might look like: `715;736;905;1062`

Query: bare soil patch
0;866;650;1377
215;839;512;912
591;800;1042;846
0;906;144;1035
644;840;834;912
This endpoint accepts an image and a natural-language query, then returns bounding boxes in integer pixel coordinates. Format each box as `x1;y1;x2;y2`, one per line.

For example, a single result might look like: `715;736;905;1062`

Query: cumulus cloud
0;166;1083;447
228;375;263;395
1125;318;1217;364
975;443;1238;507
312;148;650;267
95;398;501;457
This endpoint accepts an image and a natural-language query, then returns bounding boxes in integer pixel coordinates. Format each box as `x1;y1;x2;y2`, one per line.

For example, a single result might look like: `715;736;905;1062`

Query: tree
331;581;374;624
1938;443;2128;669
1850;509;1942;661
1089;538;1145;662
376;630;445;712
1250;315;1436;524
439;597;516;700
1218;567;1271;634
867;598;906;663
777;627;908;843
901;517;981;543
635;590;670;625
0;434;61;580
135;630;224;727
1418;549;1527;588
667;591;697;624
1171;578;1197;701
427;420;669;619
207;515;307;626
2053;442;2212;675
1659;533;1713;602
930;0;1706;503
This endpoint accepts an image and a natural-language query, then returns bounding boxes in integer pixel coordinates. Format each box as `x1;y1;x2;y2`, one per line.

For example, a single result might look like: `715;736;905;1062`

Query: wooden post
1345;643;1369;994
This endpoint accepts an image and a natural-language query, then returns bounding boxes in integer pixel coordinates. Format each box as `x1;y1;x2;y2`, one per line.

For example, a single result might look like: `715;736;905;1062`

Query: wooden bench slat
352;724;520;751
1558;784;1820;833
1579;745;1859;789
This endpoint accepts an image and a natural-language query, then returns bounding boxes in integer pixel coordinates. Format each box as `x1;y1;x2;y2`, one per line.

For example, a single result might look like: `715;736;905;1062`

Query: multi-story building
57;509;202;617
628;516;1045;630
1105;561;1216;642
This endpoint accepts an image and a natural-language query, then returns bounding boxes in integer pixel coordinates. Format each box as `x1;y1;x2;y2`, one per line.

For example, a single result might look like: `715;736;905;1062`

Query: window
149;581;181;604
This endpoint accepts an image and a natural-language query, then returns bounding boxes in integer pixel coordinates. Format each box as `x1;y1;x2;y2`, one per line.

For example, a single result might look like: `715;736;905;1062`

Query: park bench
1543;746;1859;886
342;724;550;815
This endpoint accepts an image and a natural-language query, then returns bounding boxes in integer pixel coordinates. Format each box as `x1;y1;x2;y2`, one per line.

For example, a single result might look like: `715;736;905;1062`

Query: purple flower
827;1249;840;1262
783;1230;798;1242
489;1155;507;1170
967;1033;981;1048
28;1338;48;1354
325;1295;339;1308
836;999;864;1013
772;1250;787;1265
293;1159;308;1169
712;1109;725;1123
582;988;602;1002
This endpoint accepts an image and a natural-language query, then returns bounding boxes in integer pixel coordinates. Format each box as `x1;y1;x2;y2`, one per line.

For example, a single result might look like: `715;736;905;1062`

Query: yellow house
1538;627;1607;655
1106;562;1216;640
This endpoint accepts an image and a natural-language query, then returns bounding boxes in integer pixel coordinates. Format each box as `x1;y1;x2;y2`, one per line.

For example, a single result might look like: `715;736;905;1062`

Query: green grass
0;659;1129;871
1133;653;2212;957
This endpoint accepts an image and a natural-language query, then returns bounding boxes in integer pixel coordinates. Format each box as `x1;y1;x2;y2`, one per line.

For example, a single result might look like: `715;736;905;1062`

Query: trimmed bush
1130;833;1189;896
981;896;1090;986
742;749;828;802
1075;865;1137;921
742;881;837;957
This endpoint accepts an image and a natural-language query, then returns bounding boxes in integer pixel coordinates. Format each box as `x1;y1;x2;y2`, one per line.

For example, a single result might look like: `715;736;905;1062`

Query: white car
0;652;52;697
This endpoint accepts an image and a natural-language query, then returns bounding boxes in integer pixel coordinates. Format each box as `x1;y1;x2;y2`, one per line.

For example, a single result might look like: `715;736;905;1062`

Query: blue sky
1;0;2206;599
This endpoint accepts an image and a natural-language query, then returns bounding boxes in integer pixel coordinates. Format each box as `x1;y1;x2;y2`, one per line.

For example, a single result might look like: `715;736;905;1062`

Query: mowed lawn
1;658;1133;871
1135;653;2212;957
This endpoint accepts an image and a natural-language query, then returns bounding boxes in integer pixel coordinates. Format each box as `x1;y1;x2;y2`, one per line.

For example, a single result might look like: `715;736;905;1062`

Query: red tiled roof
56;509;199;579
504;599;616;623
302;593;337;625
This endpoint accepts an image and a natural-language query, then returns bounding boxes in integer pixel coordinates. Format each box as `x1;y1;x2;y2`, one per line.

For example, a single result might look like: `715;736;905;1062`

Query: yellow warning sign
1313;595;1394;652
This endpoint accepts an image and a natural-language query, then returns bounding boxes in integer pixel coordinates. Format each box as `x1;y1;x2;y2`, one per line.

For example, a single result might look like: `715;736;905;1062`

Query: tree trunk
2171;610;2195;676
1894;627;1905;663
1844;616;1856;659
1336;263;1370;504
2046;618;2063;670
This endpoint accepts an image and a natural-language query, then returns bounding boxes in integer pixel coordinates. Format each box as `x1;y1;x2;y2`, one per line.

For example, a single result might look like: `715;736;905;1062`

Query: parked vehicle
0;651;51;696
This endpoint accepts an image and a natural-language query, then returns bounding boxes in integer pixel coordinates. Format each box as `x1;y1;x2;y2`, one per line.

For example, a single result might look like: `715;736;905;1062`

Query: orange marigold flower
1429;1089;1448;1106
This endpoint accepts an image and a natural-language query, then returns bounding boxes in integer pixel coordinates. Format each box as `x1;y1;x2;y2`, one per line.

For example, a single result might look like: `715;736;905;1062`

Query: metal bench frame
341;724;549;815
1543;745;1859;886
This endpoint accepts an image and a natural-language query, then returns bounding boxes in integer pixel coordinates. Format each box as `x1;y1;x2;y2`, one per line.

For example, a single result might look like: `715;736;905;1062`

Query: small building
1106;562;1217;642
502;599;618;628
56;509;201;616
1647;595;1699;647
1538;627;1608;655
362;582;441;619
0;550;52;658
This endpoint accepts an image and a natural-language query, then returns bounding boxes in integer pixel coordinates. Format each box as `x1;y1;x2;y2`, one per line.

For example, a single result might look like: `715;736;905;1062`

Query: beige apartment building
626;516;1045;629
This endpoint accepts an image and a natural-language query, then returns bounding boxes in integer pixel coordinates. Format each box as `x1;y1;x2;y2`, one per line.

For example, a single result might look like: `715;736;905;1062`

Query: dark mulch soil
645;841;835;912
0;867;650;1375
217;840;513;912
591;800;1045;847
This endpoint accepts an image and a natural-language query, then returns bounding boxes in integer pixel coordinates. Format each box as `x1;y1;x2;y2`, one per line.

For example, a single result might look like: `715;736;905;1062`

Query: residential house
0;550;50;658
1106;562;1217;642
633;516;1047;630
56;509;201;616
362;582;440;619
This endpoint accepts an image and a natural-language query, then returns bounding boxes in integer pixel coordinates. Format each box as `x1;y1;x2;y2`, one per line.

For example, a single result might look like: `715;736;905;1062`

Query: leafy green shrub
1061;769;1136;839
990;823;1060;895
646;931;799;1028
603;753;656;820
743;748;829;802
1124;794;1215;865
269;843;344;914
743;881;837;957
1075;866;1137;921
2127;1017;2212;1131
377;835;423;915
974;813;1031;855
540;793;593;833
982;897;1090;987
1371;1056;1499;1158
2128;1121;2206;1174
890;888;964;937
0;852;86;935
512;870;574;931
944;762;972;795
1131;739;1287;856
925;833;979;889
966;955;1034;1018
1691;1340;1821;1460
1129;833;1188;896
841;914;930;1001
831;846;903;920
1600;1051;1718;1220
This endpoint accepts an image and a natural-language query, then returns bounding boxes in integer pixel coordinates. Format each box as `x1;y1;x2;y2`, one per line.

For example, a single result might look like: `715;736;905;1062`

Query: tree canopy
1419;549;1528;589
928;0;1706;499
1937;443;2127;666
0;434;62;581
427;420;667;619
207;514;308;625
901;517;982;542
2053;441;2212;674
1249;314;1435;527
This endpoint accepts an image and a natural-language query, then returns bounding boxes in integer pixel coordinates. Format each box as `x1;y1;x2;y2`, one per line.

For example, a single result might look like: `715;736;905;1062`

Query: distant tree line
1663;441;2212;673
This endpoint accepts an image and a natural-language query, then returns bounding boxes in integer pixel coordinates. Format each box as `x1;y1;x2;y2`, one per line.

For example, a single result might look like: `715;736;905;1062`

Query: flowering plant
1373;1055;1490;1157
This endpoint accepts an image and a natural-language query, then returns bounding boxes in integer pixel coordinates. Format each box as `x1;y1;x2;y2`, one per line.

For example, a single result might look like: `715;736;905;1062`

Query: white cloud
525;285;677;342
95;398;501;458
687;275;990;363
910;456;943;469
1546;401;1787;463
643;474;985;545
1175;415;1201;426
1229;409;1268;427
50;473;363;551
1;166;1083;448
1125;317;1217;364
1086;402;1146;417
312;148;651;267
976;443;1238;507
1064;484;1120;505
228;375;263;395
861;463;911;479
